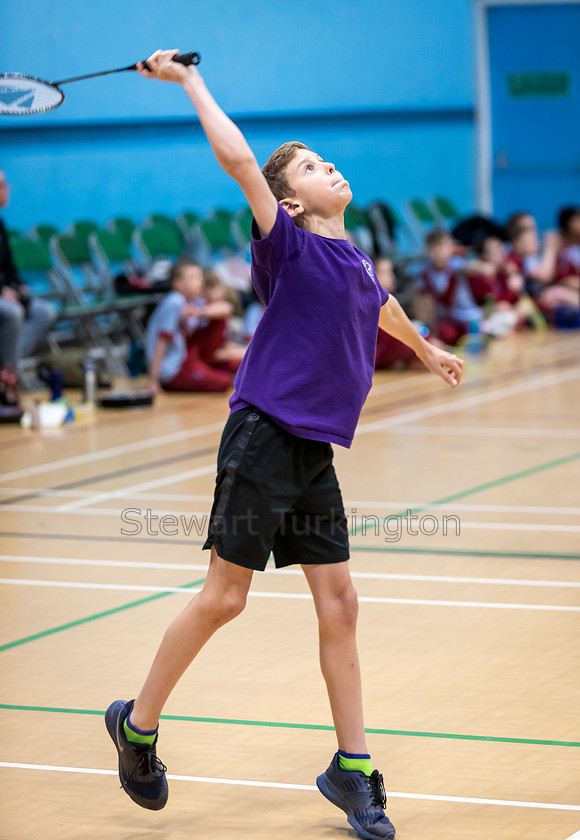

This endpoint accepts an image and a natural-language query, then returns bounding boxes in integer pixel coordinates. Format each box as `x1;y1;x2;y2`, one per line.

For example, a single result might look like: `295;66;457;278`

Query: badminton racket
0;51;201;115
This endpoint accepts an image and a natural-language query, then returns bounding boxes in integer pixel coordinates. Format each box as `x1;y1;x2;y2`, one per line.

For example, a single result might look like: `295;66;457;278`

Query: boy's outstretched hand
137;49;192;84
417;343;464;388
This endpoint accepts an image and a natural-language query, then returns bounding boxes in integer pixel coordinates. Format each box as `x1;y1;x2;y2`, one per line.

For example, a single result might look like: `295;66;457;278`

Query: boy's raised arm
138;50;278;236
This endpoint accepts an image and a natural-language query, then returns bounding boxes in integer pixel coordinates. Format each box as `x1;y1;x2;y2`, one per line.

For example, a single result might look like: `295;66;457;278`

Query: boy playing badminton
106;50;463;840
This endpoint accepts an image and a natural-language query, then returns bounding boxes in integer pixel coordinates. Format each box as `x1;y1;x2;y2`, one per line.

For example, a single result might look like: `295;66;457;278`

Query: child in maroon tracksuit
147;260;244;394
416;230;482;346
465;235;528;332
555;206;580;295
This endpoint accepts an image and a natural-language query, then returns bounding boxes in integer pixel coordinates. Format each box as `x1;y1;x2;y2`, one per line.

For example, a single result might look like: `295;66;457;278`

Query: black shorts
202;405;350;571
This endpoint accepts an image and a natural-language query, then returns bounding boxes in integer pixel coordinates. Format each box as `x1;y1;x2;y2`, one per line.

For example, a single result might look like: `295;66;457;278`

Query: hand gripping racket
0;51;201;115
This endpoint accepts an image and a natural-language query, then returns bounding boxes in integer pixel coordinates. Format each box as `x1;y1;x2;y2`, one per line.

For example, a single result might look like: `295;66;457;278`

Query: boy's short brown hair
168;258;200;285
506;211;532;242
425;229;453;248
262;141;310;201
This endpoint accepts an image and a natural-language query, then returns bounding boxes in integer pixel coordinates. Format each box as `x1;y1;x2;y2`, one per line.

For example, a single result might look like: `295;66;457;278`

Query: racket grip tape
141;51;201;72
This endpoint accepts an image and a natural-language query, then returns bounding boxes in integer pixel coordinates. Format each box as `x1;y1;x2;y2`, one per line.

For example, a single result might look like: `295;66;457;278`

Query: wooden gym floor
1;329;579;840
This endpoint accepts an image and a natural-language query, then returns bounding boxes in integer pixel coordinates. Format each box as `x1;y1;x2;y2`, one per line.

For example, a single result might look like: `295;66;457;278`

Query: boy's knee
319;582;359;627
221;587;248;621
202;585;248;624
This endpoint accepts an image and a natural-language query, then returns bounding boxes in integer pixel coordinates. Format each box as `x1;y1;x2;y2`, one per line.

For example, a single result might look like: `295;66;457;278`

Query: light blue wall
0;0;475;230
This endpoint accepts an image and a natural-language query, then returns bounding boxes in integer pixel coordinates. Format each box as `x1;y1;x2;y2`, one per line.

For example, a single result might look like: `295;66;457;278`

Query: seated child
465;235;526;333
505;213;576;311
201;269;246;371
374;258;417;369
415;230;482;346
146;259;243;393
555;206;580;291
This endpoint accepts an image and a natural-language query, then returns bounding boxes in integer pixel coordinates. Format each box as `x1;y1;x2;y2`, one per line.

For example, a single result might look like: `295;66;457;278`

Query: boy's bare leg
301;562;368;754
130;547;254;730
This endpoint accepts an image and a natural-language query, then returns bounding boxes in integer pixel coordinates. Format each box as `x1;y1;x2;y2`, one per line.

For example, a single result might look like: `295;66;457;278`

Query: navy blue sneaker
105;699;168;810
316;752;396;839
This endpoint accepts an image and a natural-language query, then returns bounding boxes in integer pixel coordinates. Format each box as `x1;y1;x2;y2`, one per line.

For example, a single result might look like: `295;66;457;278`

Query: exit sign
507;72;570;97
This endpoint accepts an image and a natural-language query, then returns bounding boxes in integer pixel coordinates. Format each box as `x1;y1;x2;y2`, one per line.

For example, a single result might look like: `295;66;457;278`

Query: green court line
349;546;580;560
352;448;580;536
0;577;206;653
0;703;577;748
3;451;580;654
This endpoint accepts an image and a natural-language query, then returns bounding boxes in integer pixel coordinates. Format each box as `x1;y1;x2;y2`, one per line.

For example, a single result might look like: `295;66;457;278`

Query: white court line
2;579;579;611
347;500;580;516
71;371;576;513
396;425;580;439
2;352;577;487
2;556;579;588
0;420;224;484
564;832;580;839
0;487;218;502
3;503;580;535
55;465;217;513
0;762;579;811
3;486;580;516
0;504;211;518
356;368;580;435
3;486;580;517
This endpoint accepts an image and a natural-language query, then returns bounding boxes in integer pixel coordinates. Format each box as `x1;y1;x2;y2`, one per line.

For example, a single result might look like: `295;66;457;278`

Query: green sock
338;750;372;776
123;713;157;746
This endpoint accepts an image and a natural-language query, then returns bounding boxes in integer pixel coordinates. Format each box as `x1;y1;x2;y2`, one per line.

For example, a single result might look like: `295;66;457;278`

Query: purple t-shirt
229;204;389;448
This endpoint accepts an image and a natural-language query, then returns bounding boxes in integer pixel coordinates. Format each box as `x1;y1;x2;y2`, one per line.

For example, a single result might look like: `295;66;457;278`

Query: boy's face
482;237;505;267
513;227;538;257
174;265;204;300
427;237;454;270
282;149;352;220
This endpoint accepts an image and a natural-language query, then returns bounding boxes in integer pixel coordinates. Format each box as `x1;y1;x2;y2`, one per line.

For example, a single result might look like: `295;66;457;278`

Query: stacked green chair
52;234;102;304
52;232;127;374
136;223;185;264
408;199;435;226
90;229;163;346
108;216;136;244
176;210;201;255
430;196;460;227
31;224;60;246
365;201;421;257
91;230;134;267
178;210;200;230
201;217;236;251
406;199;438;250
70;220;100;247
146;214;185;246
89;230;135;297
11;237;66;301
211;208;234;230
233;206;253;246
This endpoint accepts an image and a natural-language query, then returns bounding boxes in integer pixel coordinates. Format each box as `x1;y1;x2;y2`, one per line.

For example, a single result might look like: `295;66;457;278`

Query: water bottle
466;319;484;355
83;358;97;404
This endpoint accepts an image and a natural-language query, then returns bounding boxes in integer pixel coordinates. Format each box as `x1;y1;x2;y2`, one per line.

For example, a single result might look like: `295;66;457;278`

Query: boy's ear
280;198;304;219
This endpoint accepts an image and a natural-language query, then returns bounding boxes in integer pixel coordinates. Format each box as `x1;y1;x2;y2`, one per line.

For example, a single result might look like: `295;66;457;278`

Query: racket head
0;73;64;115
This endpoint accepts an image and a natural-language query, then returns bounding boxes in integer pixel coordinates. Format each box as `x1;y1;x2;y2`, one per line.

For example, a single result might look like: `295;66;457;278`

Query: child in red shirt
505;213;576;312
465;235;528;333
415;230;481;346
555;206;580;294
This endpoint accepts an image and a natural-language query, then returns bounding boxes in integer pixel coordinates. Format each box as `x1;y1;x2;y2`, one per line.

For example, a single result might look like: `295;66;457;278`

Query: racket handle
140;51;201;72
